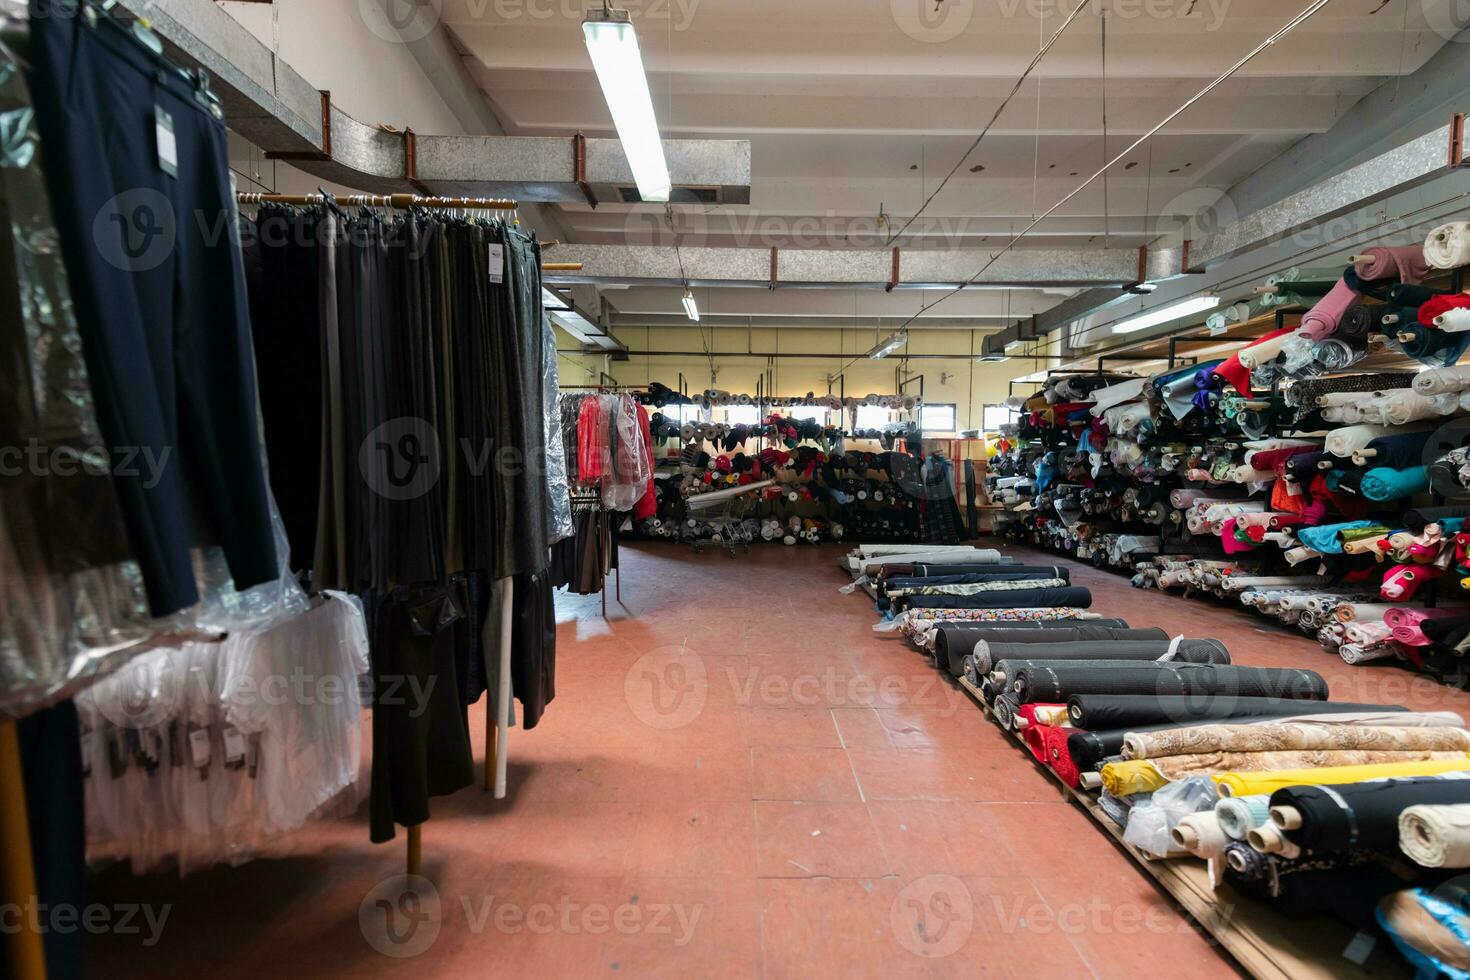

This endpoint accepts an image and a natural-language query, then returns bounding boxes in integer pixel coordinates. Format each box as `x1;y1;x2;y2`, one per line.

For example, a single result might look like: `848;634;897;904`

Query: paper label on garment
79;736;93;778
1342;931;1376;965
189;727;212;769
222;726;246;768
487;243;504;284
155;106;178;178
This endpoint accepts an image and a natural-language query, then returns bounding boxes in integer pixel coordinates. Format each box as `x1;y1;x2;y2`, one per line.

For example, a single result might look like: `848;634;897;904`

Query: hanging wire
884;0;1090;246
884;0;1339;335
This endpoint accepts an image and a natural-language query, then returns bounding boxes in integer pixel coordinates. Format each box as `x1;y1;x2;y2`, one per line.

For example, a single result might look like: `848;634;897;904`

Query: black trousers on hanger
27;8;277;615
964;458;979;538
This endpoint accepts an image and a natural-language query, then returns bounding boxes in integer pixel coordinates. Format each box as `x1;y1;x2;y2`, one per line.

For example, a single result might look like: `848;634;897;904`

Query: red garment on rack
577;396;606;480
632;404;657;520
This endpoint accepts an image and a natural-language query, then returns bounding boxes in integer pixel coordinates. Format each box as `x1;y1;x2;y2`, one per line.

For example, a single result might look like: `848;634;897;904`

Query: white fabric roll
1399;803;1470;868
1436;308;1470;333
1238;333;1293;370
1412;366;1470;397
1424;222;1470;270
1088;377;1147;416
1325;424;1399;457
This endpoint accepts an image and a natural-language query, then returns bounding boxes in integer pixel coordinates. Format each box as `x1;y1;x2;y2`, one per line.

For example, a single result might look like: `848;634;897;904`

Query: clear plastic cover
600;394;652;512
0;34;306;720
1122;776;1219;858
540;315;573;543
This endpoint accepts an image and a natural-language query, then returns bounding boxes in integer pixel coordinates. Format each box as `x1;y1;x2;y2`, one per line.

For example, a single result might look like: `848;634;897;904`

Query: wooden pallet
955;676;1409;980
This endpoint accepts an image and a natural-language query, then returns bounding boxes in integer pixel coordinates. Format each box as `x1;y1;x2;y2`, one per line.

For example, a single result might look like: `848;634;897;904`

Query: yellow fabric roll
1100;760;1170;796
1213;756;1470;797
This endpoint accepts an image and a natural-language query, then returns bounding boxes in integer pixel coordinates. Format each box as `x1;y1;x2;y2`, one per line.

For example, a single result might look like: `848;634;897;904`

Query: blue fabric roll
1359;465;1430;501
1297;520;1377;554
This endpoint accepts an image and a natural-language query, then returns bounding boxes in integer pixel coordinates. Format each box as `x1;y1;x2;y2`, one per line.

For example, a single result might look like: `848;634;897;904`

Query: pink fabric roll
1381;563;1443;601
1220;517;1256;554
1247;445;1319;471
1297;280;1362;340
1353;246;1430;285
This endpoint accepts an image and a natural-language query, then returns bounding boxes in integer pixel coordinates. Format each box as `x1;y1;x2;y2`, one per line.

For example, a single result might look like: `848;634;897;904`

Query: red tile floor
86;539;1470;978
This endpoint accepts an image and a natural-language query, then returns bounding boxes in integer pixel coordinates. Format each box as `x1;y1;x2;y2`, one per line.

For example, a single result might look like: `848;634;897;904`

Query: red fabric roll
1021;724;1085;788
1419;293;1470;326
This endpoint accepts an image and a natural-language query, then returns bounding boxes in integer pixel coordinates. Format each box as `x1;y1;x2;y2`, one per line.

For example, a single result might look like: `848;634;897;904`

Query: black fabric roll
1335;301;1375;343
1066;694;1405;729
909;562;1029;577
982;637;1226;668
1422;616;1470;643
1283;450;1334;479
935;624;1157;676
1010;663;1328;706
1067;721;1220;772
898;586;1091;611
1389;283;1450;308
1360;431;1435;470
1270;778;1470;855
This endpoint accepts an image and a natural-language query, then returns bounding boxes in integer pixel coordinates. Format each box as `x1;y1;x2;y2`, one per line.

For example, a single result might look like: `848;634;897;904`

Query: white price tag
156;106;178;178
222;726;246;766
189;728;212;768
487;243;504;284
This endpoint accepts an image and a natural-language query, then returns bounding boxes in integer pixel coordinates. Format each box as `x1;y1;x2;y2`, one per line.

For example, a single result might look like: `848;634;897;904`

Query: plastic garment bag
540;316;573;543
599;394;652;512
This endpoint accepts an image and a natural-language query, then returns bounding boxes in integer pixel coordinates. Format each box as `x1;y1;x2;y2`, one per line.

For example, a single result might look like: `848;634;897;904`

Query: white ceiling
441;0;1455;331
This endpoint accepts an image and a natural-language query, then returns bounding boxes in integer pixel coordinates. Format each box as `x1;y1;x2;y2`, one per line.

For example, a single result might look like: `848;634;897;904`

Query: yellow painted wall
555;326;1059;431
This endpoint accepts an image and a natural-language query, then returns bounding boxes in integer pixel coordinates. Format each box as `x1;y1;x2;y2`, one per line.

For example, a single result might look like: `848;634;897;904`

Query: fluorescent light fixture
867;332;907;360
681;288;699;322
1112;294;1220;335
583;6;671;203
541;287;573;313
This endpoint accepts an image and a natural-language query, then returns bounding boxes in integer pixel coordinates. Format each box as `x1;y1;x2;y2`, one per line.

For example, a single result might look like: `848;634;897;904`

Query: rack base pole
1;720;46;980
406;823;422;878
494;577;513;799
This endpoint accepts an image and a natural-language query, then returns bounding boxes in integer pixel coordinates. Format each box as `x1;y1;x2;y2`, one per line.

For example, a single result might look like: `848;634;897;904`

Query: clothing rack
569;488;622;617
236;192;517;210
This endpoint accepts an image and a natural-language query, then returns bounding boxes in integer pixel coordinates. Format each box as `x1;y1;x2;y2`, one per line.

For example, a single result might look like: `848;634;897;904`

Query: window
982;404;1019;431
721;404;759;425
920;403;957;433
662;404;703;424
786;406;829;424
854;405;890;431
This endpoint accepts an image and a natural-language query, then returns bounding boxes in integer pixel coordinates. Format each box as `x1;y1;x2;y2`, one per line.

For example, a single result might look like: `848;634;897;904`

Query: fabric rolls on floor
979;637;1228;677
910;563;1035;577
1122;723;1470;761
1106;751;1469;797
1022;724;1084;787
1013;663;1328;706
1269;778;1470;856
884;567;1069;587
1215;757;1470;797
897;586;1091;611
934;622;1146;676
1066;694;1406;729
1398;804;1470;868
861;549;1000;572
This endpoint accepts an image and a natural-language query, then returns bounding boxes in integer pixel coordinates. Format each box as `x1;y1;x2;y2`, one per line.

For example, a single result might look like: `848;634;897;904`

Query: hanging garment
28;9;279;615
540;316;574;544
368;581;476;844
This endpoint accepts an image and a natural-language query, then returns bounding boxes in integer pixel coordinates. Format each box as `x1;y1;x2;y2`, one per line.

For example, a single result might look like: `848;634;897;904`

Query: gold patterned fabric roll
1122;724;1470;761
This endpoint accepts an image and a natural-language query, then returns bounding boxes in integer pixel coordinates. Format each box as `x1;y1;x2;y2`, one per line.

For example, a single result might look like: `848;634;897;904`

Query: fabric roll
1377;885;1470;977
1108;751;1469;797
1325;424;1400;457
909;563;1045;577
1123;724;1470;761
899;587;1092;611
1413;366;1470;397
1022;724;1084;787
884;569;1070;590
1424;222;1470;270
1217;795;1272;840
977;637;1227;676
1298;280;1361;340
1403;506;1470;534
1012;663;1327;706
1399;803;1470;868
1360;465;1431;501
937;624;1157;676
1214;757;1470;797
1066;695;1407;730
1355;245;1430;284
1173;812;1230;858
1353;430;1434;469
1271;778;1470;856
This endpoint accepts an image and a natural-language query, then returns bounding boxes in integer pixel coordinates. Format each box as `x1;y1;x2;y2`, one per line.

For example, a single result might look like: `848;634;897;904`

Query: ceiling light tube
583;6;672;203
867;332;907;360
1112;294;1221;335
681;288;699;322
